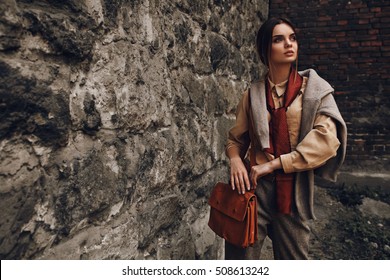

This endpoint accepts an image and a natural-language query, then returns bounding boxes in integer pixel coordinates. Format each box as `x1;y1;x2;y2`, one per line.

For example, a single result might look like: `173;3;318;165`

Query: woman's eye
290;35;297;41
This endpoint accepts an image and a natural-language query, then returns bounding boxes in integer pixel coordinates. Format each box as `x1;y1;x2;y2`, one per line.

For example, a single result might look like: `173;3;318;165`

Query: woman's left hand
250;158;282;186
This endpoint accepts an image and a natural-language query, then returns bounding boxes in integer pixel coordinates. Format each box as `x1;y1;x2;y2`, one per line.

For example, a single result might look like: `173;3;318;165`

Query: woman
225;17;347;259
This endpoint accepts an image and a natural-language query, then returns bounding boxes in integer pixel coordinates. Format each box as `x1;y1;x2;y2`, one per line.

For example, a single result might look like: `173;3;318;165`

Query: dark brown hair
256;17;297;66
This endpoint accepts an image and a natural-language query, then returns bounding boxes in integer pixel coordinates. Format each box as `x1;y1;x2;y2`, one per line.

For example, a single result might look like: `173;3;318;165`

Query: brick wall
269;0;390;171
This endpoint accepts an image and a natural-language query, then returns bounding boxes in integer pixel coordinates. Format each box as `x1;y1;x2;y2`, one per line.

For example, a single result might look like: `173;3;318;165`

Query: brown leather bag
208;182;258;248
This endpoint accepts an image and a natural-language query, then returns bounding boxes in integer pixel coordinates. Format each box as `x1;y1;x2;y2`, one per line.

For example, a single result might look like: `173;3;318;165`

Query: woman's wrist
229;156;242;163
270;158;282;171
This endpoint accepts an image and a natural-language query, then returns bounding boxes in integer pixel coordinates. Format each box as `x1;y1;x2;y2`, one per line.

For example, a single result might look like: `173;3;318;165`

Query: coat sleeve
280;93;347;181
225;90;251;160
280;114;340;173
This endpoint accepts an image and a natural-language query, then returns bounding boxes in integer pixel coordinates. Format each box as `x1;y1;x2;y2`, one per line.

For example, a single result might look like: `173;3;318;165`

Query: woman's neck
268;64;292;84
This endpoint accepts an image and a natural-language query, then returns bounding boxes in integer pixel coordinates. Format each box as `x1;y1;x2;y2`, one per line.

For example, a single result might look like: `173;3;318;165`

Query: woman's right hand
229;157;251;194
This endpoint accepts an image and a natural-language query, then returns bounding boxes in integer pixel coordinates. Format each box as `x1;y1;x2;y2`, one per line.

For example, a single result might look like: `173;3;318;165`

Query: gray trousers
225;178;311;260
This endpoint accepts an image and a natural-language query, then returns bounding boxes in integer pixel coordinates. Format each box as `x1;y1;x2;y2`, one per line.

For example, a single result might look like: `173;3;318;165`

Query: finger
239;175;245;194
252;176;257;189
234;175;241;194
230;174;235;190
243;172;251;191
238;177;244;194
250;169;257;187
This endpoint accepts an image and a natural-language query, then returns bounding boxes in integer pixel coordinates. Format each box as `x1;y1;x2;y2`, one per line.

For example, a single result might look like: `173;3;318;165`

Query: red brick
317;21;330;27
368;29;379;35
337;20;349;25
355;35;378;41
355;12;374;19
361;41;371;47
359;8;370;14
335;32;347;37
358;19;370;24
317;38;337;43
380;46;390;52
370;17;381;23
346;3;366;9
373;145;386;152
381;17;390;23
371;41;383;47
318;16;332;21
349;42;360;47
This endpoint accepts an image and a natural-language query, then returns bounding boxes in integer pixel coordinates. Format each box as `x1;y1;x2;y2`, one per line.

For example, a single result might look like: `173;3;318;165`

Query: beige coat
227;69;347;220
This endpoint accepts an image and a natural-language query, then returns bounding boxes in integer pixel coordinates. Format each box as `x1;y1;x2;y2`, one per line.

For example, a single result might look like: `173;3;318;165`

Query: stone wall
0;0;268;259
270;0;390;171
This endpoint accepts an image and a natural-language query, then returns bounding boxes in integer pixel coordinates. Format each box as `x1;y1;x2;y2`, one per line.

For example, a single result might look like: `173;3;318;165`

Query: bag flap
208;182;256;222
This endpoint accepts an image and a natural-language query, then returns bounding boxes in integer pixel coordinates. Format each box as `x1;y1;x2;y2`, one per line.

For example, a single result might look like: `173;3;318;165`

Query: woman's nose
285;39;292;47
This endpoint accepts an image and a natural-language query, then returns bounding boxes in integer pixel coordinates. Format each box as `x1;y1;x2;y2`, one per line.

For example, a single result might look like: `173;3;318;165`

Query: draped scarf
265;68;303;214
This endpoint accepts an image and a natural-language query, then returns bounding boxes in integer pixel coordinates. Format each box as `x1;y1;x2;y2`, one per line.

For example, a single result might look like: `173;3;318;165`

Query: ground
260;173;390;260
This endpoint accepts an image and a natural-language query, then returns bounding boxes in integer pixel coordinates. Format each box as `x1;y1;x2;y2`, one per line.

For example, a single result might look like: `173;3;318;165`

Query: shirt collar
268;77;288;97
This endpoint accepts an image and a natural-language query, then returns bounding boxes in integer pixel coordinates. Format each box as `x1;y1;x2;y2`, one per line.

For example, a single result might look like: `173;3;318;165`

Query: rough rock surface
0;0;268;259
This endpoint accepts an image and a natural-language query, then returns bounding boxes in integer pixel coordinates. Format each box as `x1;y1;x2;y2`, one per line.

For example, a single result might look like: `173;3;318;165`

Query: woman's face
269;23;298;65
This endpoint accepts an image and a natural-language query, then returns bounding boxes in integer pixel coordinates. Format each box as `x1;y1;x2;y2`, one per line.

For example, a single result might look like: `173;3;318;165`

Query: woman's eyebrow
272;33;295;38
